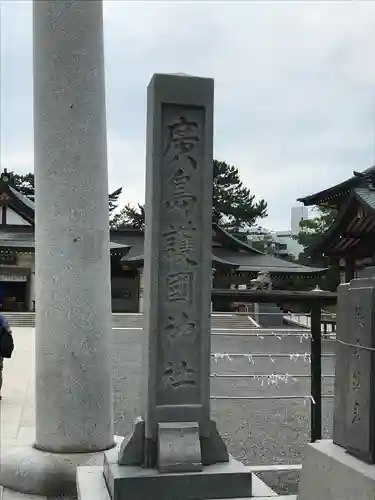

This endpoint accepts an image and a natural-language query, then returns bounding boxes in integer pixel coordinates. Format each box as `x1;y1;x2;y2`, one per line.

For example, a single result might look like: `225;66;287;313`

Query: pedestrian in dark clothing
0;314;12;400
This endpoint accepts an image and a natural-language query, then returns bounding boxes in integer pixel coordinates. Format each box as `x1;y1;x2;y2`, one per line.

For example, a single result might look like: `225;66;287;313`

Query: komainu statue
249;271;272;291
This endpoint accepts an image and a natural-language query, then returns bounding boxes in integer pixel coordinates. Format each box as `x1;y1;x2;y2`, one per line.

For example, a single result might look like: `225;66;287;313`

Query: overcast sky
1;1;375;230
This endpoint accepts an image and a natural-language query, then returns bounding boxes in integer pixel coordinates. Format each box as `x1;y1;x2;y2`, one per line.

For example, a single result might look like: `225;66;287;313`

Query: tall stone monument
82;73;253;500
118;73;228;472
299;277;375;500
0;0;114;495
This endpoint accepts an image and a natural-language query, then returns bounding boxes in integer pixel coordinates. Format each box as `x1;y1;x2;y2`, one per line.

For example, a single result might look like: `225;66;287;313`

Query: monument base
105;452;251;500
298;439;375;500
77;437;296;500
0;436;119;496
118;419;229;468
78;459;292;500
77;466;296;500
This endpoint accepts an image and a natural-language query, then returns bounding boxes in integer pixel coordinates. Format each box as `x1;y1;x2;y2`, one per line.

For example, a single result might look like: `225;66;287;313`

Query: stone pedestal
105;449;252;500
0;0;114;495
298;440;375;500
78;438;282;500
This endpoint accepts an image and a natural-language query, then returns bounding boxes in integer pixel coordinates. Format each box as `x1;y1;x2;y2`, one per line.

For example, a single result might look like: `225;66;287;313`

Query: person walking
0;313;13;400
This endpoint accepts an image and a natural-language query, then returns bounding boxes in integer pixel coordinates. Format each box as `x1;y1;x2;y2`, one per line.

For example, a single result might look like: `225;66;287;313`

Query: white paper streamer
212;352;312;363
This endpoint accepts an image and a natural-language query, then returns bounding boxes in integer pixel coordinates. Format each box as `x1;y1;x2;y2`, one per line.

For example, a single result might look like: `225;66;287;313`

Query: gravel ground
111;326;336;496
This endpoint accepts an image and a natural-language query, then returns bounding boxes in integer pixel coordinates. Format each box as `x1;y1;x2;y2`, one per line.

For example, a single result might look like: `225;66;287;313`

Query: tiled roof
213;249;326;274
298;165;375;207
9;186;35;211
119;227;326;276
355;187;375;211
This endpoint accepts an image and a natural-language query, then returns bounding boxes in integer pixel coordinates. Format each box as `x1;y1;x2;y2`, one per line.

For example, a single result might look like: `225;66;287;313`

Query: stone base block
157;421;202;473
78;465;288;500
0;436;119;497
105;455;251;500
298;439;375;500
118;419;229;468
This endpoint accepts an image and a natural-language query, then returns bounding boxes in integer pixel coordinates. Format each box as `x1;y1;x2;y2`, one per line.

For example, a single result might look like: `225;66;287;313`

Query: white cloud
2;0;375;229
107;133;145;205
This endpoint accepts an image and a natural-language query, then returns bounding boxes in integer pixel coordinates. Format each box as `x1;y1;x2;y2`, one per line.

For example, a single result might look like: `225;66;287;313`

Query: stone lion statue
249;271;272;291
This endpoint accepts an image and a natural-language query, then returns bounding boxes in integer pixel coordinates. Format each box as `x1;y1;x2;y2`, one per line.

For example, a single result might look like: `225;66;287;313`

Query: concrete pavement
0;326;306;498
1;328;40;499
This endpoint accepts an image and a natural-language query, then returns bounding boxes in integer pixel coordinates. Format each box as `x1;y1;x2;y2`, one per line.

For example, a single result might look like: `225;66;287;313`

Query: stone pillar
139;270;144;313
33;0;113;453
100;73;253;500
298;277;375;500
118;74;228;471
29;258;35;312
0;2;114;495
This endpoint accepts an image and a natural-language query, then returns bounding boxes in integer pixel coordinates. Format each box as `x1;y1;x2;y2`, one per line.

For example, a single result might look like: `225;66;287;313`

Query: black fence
211;288;338;443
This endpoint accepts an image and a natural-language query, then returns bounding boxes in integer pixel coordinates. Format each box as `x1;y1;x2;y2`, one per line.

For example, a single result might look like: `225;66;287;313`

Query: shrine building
298;165;375;282
0;171;326;312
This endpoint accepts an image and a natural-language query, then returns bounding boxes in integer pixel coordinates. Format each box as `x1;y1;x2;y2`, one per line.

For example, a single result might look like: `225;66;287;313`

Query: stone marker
96;73;253;500
118;73;228;472
299;277;375;500
334;278;375;459
343;278;375;462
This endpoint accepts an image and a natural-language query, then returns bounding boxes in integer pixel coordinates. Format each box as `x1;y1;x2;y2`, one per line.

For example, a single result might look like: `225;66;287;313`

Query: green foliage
108;187;123;215
250;240;273;254
12;172;35;198
8;171;122;217
110;160;268;230
296;206;340;291
8;172;35;198
213;160;267;229
297;206;337;250
110;203;145;230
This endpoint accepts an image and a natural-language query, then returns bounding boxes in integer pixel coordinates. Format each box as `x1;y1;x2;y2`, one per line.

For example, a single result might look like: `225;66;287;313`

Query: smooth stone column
0;2;114;495
33;0;113;452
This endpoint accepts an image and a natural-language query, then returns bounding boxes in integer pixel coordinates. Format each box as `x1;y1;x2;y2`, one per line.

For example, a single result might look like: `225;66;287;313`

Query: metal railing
211;288;337;443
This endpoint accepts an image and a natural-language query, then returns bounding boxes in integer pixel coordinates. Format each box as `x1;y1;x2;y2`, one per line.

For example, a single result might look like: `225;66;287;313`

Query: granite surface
299;439;375;500
333;277;375;462
33;0;113;453
128;74;218;471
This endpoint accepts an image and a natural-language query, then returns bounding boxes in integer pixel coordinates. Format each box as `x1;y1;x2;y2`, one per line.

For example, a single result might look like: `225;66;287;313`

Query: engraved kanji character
165;168;197;215
352;401;361;424
163;222;197;266
352;371;361;391
164;312;197;340
355;305;364;329
353;341;361;361
164;116;199;166
163;360;196;389
166;272;193;304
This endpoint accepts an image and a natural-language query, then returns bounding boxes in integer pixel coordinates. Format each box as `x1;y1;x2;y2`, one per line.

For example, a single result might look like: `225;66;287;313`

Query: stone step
3;313;260;329
77;465;296;500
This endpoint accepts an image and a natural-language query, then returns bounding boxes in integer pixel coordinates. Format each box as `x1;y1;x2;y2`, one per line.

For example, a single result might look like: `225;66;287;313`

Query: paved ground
112;326;335;496
1;323;336;497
